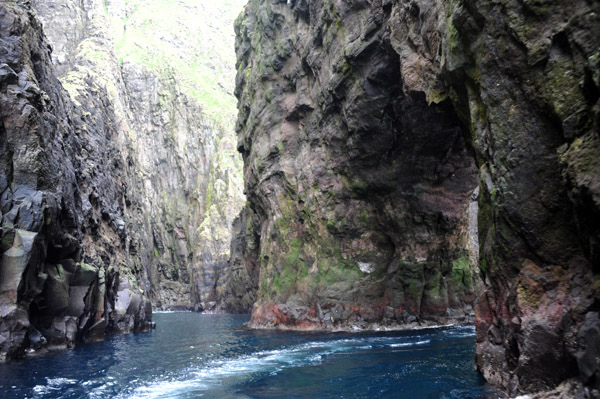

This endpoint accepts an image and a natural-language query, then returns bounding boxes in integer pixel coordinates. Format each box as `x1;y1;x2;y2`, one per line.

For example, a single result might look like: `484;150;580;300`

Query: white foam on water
152;310;192;314
125;378;208;399
32;377;79;395
121;340;329;398
121;334;446;399
47;377;78;386
441;325;476;338
389;340;431;348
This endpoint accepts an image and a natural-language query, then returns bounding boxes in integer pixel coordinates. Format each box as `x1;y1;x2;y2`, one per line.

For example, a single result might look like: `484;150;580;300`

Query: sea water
0;313;500;398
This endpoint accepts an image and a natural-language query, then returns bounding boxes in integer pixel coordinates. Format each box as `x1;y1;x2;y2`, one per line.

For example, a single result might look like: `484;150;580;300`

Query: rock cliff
0;0;152;361
32;0;246;312
0;0;245;361
234;0;481;331
234;0;600;396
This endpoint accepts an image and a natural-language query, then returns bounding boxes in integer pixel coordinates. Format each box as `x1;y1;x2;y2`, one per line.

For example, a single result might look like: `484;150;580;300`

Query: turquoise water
0;313;499;398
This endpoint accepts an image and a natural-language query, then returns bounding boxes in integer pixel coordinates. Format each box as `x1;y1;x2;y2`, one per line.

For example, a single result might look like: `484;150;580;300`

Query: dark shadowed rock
578;312;600;389
0;1;153;361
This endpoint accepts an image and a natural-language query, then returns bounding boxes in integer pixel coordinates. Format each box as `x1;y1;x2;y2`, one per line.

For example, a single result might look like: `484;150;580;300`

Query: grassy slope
106;0;246;126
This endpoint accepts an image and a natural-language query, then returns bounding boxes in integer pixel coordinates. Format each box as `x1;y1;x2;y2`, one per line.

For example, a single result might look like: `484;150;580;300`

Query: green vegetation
451;255;473;287
107;0;246;125
271;264;296;295
287;238;302;263
316;257;362;286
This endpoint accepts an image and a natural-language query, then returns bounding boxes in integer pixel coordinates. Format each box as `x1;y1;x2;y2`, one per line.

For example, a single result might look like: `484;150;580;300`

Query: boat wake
121;334;441;399
27;324;477;399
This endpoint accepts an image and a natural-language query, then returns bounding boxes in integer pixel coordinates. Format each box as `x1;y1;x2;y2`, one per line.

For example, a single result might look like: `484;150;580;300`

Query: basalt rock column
0;1;152;361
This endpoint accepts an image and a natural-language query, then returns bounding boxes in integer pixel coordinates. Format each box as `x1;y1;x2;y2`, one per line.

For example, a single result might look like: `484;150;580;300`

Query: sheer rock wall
0;1;152;361
233;0;600;396
233;0;481;331
0;0;244;361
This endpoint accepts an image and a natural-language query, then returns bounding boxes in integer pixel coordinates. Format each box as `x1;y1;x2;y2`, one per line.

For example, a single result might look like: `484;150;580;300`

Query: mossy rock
70;262;99;286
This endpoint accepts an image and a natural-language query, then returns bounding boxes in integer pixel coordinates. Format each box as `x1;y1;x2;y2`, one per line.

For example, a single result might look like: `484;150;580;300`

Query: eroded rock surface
0;0;245;360
233;0;482;331
233;0;600;396
0;1;152;361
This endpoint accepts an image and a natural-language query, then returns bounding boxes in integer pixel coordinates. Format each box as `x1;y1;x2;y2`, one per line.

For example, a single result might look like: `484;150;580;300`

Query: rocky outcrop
234;0;600;396
0;1;152;361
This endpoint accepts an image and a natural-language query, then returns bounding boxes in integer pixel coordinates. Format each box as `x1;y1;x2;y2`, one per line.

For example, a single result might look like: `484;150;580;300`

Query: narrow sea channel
0;313;499;398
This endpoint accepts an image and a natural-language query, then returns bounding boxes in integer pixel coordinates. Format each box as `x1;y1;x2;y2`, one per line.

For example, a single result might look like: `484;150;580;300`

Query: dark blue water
0;314;499;399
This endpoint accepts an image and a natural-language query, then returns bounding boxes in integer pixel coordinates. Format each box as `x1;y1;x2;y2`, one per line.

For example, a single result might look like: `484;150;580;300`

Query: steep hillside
233;0;600;396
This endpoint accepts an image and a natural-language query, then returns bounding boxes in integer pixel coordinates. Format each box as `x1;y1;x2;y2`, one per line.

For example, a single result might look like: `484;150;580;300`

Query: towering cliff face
0;1;152;361
436;1;600;395
234;0;481;330
0;0;245;361
234;0;600;396
29;0;246;312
